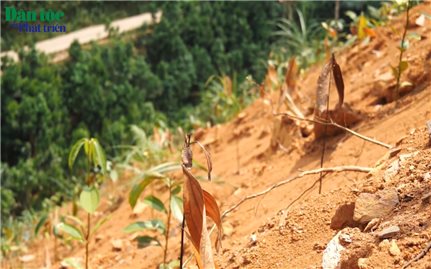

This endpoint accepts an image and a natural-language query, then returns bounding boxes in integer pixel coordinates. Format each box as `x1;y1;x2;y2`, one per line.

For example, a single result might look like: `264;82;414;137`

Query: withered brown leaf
315;54;345;114
285;57;298;90
182;165;204;251
195;141;212;181
315;60;332;114
203;190;223;251
331;54;344;108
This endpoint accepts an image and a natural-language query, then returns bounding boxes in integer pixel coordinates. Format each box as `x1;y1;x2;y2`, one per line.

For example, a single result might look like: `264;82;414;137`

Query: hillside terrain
12;3;431;269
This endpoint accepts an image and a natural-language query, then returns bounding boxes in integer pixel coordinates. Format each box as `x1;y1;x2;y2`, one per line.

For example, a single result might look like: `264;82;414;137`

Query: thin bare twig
402;241;431;269
273;111;393;149
319;71;332;194
221;165;372;218
288;173;327;210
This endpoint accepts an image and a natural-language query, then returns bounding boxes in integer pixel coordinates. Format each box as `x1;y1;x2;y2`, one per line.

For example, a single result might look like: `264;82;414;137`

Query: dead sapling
180;133;222;269
314;53;360;193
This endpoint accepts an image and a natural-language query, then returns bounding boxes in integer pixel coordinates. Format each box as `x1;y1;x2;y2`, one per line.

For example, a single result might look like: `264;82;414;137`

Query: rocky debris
389;240;401;256
383;160;400;182
339;228;374;269
248;234;257;247
353;189;399;224
339;233;352;245
399;151;419;164
363;218;381;232
111;239;123;251
422;192;431;204
323;228;374;269
379;239;391;251
322;231;346;269
313;242;326;253
330;203;356;230
357;258;369;269
240;255;252;266
376;226;400;239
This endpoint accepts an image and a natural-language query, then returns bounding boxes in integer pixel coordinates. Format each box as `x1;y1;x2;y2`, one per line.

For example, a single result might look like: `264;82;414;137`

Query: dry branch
221;165;372;218
183;165;372;267
402;241;431;269
273;111;393;149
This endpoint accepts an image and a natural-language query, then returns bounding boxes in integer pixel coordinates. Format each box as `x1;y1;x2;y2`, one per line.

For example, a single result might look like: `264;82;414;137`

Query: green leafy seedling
54;138;108;269
125;162;183;269
392;0;411;101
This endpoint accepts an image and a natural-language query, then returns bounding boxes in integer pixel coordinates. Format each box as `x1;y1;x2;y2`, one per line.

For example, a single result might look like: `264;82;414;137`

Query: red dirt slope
14;3;431;269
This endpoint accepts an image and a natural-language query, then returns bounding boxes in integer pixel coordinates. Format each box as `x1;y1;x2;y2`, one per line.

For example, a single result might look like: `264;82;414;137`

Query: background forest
1;0;395;232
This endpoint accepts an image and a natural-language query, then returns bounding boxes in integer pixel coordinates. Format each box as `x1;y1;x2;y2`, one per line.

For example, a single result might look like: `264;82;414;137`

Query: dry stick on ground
319;73;332;194
273;111;393;149
220;165;372;218
402;241;431;269
182;165;372;267
286;173;328;210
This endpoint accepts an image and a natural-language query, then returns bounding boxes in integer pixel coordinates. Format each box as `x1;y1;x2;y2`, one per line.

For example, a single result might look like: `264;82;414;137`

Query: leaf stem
319;59;332;194
163;181;173;266
179;214;185;269
85;212;91;269
394;0;410;101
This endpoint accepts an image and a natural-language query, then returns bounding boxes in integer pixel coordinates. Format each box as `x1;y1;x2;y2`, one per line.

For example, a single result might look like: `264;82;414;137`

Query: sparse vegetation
2;1;430;268
124;162;182;269
54;138;108;269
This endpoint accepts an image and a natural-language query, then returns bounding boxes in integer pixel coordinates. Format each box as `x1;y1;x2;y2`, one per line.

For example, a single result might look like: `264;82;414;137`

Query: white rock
248;234;257;246
383;160;399;182
322;231;345;269
111;239;123;251
358;258;369;269
19;254;35;262
389;240;401;256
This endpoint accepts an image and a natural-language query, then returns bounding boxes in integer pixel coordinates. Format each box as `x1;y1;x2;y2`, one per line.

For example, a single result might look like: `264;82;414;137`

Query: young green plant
392;0;410;101
54;138;108;269
125;162;182;269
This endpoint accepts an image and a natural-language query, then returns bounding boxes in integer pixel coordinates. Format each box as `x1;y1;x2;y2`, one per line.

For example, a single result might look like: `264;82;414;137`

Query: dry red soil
10;3;431;269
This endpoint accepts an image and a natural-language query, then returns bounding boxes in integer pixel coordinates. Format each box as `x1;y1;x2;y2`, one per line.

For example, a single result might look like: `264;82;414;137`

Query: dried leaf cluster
181;134;222;269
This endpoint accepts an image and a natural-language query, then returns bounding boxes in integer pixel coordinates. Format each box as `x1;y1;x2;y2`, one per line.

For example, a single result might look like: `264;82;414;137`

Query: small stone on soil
111;239;123;251
353;189;399;224
389;240;401;256
19;255;35;263
377;225;400;239
421;192;431;204
249;234;257;246
358;258;369;269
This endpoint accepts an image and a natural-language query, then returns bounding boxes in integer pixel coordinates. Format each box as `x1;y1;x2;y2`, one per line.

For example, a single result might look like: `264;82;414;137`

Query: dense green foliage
141;2;283;114
1;0;397;222
1;2;283;220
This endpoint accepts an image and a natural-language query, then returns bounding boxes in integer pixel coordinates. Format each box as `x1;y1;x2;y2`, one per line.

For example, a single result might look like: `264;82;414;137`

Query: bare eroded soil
11;3;431;269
